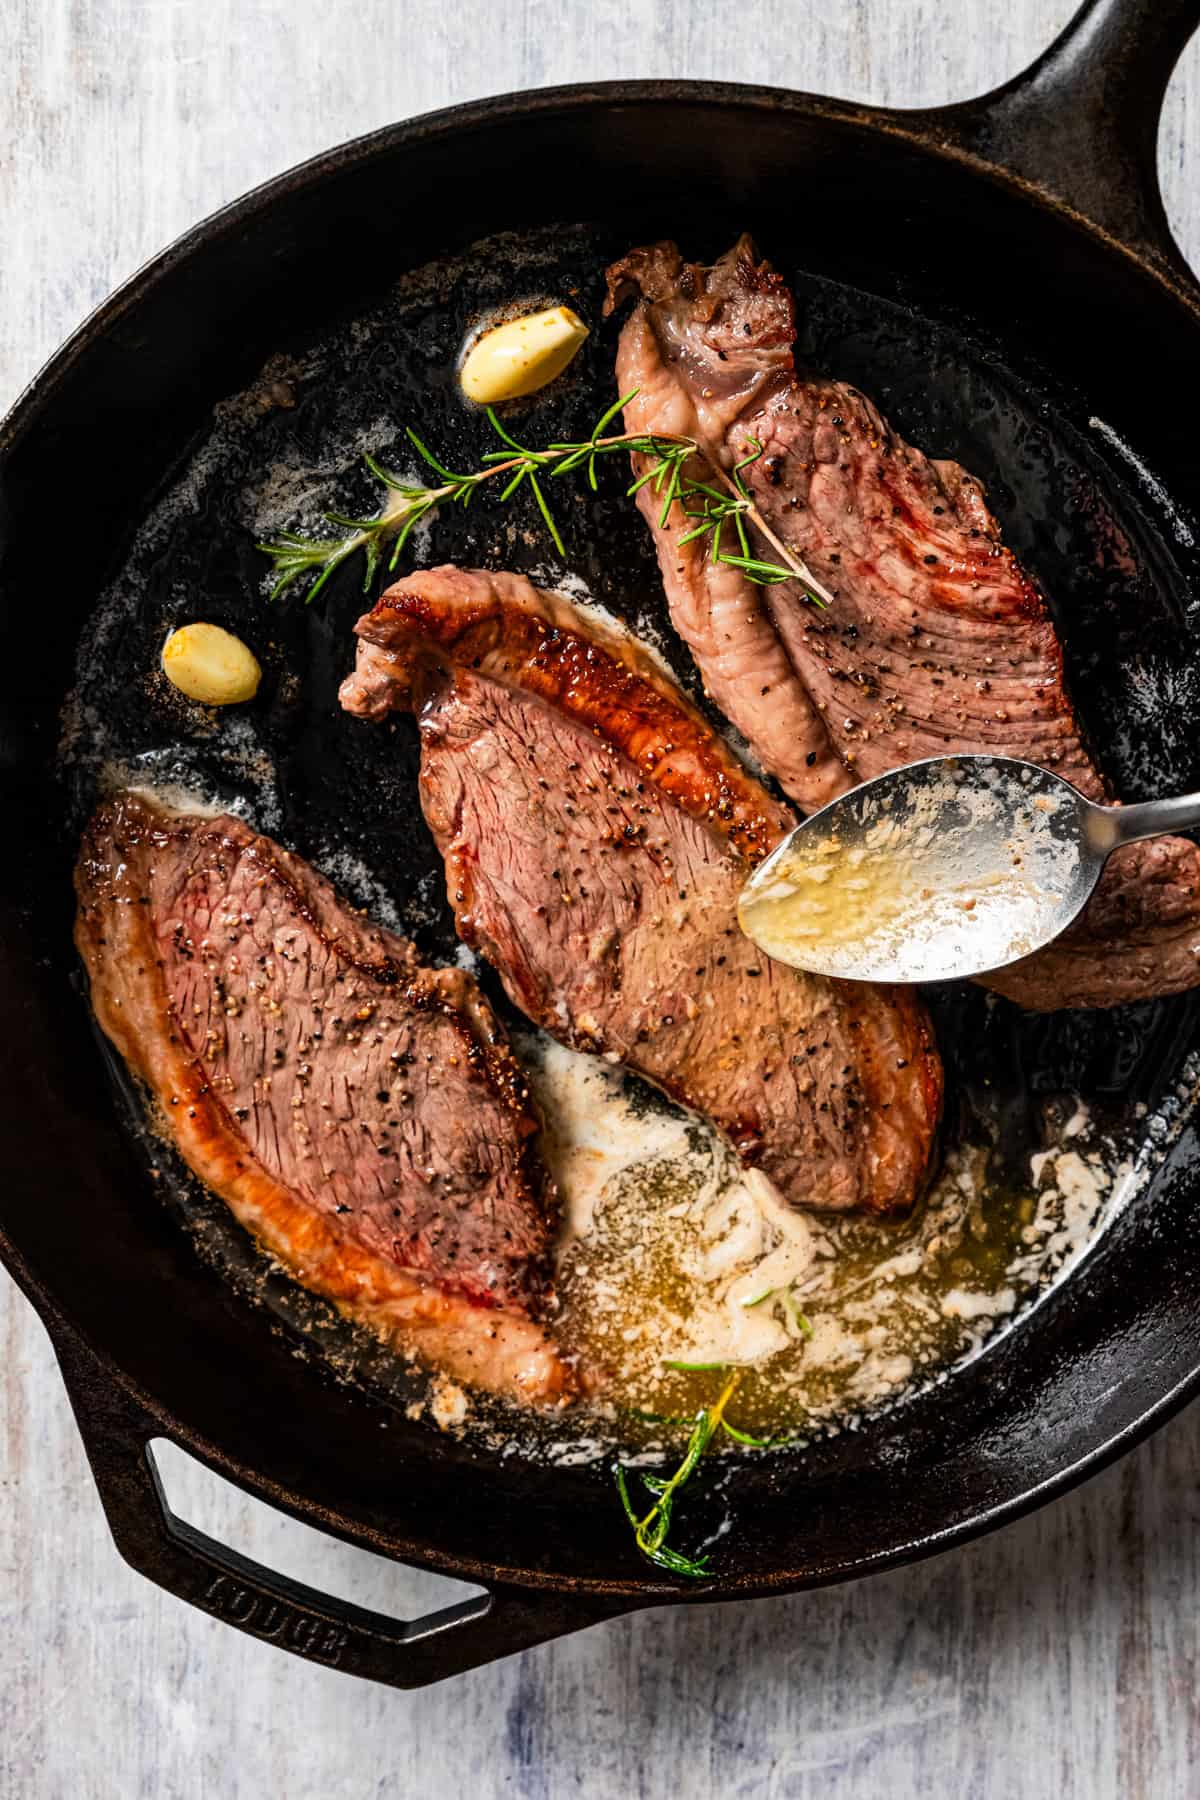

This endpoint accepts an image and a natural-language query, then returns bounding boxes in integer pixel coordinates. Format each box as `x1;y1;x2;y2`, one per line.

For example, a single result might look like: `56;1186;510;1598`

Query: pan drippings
536;1036;1124;1440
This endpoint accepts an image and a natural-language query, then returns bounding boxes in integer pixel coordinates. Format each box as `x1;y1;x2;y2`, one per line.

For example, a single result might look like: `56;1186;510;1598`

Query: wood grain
3;2;1200;1794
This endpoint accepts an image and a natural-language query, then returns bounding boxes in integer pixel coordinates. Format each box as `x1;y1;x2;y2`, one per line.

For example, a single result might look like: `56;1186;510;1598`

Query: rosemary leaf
719;1421;777;1448
739;1287;776;1309
528;472;565;556
732;436;765;476
627;461;665;498
614;1466;641;1531
658;455;684;529
304;547;353;607
485;409;530;454
267;568;304;602
404;428;468;483
549;446;593;476
645;1543;714;1580
388;502;429;570
591;388;639;438
363;451;422;492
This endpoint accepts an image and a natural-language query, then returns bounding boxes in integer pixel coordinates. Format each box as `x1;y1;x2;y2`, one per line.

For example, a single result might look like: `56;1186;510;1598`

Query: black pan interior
3;91;1200;1593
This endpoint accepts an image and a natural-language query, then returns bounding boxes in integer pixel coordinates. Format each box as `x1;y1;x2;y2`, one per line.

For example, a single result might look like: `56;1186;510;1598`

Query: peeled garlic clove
459;306;588;404
161;623;261;706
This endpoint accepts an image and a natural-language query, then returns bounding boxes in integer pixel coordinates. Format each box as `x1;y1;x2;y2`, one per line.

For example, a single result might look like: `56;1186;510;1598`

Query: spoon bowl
738;756;1200;986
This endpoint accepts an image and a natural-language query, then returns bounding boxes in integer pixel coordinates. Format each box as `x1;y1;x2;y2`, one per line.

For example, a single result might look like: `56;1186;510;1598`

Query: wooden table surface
4;2;1200;1793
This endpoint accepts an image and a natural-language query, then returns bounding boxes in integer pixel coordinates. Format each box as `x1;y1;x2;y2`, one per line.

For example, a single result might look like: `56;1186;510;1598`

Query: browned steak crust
75;793;572;1403
342;567;942;1215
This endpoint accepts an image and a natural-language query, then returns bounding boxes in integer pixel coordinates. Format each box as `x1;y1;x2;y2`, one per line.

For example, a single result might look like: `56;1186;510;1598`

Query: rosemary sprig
615;1370;742;1580
256;392;834;607
614;1363;807;1577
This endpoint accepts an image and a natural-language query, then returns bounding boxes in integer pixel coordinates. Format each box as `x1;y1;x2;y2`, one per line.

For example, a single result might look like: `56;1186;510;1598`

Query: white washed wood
3;3;1200;1795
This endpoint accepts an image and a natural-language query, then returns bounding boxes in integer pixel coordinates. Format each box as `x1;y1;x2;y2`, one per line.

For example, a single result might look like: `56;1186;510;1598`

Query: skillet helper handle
923;0;1200;283
50;1328;630;1688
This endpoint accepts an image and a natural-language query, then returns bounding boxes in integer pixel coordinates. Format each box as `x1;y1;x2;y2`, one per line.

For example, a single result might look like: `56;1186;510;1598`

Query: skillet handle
50;1327;632;1689
920;0;1200;284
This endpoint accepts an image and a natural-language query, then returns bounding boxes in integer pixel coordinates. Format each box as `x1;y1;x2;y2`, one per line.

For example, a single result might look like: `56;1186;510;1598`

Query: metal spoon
738;755;1200;986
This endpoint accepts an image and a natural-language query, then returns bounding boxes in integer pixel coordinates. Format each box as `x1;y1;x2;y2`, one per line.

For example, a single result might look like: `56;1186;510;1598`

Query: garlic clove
161;623;262;706
459;306;589;405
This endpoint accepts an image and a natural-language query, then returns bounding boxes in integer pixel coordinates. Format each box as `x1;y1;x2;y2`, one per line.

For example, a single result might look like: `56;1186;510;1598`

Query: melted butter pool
530;1036;1122;1439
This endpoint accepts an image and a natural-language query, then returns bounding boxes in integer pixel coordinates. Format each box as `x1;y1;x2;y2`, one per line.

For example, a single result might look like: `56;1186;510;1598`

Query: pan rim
19;1237;1200;1602
4;76;1198;462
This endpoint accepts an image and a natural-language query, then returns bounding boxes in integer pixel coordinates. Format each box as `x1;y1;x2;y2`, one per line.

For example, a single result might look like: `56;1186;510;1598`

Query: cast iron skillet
2;0;1200;1689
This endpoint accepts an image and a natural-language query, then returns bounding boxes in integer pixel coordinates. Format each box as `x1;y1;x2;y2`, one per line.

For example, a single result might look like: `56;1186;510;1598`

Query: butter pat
161;623;261;706
459;305;588;404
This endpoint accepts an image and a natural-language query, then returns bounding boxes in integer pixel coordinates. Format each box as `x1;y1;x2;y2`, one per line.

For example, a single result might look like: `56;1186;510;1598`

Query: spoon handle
1090;791;1200;853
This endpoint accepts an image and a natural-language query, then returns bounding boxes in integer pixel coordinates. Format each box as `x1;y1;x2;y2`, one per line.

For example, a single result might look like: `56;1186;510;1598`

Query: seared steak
341;567;942;1214
75;793;571;1403
605;237;1200;1012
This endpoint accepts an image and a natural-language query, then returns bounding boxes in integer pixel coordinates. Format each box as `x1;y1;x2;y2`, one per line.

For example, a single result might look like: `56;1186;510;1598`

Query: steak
605;237;1200;1012
75;793;571;1404
340;567;942;1215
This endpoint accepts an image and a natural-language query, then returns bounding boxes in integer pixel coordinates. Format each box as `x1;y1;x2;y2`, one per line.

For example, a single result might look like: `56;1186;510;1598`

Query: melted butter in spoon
739;816;1049;980
739;757;1099;985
